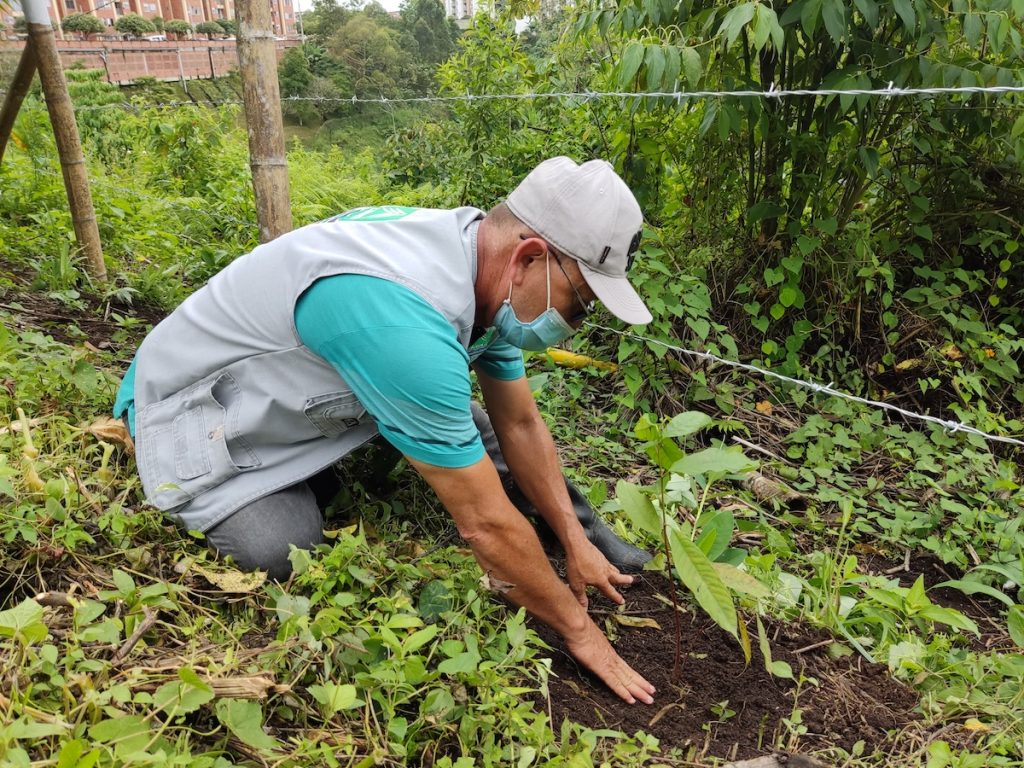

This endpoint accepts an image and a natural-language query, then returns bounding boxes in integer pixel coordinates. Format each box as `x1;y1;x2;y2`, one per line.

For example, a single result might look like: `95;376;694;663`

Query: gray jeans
204;403;508;580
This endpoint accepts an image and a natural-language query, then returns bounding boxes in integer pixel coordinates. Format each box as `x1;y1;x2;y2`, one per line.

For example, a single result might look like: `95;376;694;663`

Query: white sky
294;0;405;15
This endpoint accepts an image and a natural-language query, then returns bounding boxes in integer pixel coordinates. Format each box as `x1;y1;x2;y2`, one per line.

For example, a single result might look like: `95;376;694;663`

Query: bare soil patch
530;571;921;763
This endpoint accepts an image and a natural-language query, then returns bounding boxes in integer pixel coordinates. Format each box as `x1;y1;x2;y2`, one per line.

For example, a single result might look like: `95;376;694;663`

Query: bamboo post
236;0;291;242
24;0;106;281
0;43;38;165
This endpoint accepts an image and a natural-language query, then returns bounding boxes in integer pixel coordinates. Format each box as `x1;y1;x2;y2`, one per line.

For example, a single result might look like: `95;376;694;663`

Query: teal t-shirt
113;274;525;468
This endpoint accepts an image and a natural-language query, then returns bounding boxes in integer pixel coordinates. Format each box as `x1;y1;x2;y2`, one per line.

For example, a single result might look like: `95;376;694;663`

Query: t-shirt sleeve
294;274;485;468
473;338;525;381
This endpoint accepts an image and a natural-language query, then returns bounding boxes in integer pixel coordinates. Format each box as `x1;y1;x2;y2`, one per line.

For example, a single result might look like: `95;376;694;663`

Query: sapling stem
655;436;684;684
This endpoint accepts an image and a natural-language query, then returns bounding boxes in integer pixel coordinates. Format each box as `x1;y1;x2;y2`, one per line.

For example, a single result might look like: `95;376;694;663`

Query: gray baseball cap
506;157;653;325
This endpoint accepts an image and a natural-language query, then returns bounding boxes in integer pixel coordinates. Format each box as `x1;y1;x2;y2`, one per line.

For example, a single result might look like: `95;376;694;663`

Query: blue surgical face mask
493;252;575;351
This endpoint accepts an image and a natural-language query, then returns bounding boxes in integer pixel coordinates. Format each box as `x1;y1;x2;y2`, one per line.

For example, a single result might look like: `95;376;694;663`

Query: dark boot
507;479;652;573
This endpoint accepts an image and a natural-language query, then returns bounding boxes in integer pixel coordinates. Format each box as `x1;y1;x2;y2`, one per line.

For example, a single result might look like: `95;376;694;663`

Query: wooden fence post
0;43;38;165
24;0;106;282
236;0;291;242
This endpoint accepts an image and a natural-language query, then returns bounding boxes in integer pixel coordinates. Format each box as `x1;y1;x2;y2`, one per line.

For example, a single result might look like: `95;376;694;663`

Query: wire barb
585;322;1024;449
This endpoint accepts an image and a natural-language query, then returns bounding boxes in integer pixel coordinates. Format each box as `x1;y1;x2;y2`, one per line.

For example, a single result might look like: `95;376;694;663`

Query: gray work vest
133;206;485;532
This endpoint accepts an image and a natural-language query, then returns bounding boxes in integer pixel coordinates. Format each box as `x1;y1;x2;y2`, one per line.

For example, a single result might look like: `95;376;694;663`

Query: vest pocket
141;373;256;510
303;391;367;438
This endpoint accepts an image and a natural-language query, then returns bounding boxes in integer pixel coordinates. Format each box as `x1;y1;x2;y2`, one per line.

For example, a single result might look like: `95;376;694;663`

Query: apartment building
9;0;296;36
443;0;473;21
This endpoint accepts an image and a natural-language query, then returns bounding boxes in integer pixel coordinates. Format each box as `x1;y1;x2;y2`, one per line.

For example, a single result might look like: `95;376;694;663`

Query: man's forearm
492;413;590;552
410;456;590;637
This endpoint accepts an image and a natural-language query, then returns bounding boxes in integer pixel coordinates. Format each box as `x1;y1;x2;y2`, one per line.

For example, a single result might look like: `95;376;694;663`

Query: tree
151;16;164;31
165;19;192;38
328;11;413;99
115;13;156;38
217;17;236;35
61;12;104;39
400;0;457;65
194;20;225;39
302;0;353;41
278;46;313;97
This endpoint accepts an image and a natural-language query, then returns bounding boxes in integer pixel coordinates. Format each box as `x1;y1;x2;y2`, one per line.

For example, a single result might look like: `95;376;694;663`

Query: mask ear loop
545;250;552;308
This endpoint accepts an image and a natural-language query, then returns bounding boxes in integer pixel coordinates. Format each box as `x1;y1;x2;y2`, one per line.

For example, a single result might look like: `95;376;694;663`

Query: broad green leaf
615;480;661;537
404;624;440;653
669;528;737;639
852;0;878;27
309;683;360;714
892;0;916;32
671;445;757;477
680;47;702;87
153;675;214;714
1008;606;1024;648
964;12;982;47
718;2;757;48
274;593;310;624
779;286;798;308
822;0;846;43
712;563;771;599
696;509;735;562
905;575;929;613
858;146;880;177
438;650;481;674
663;411;712;438
89;715;149;743
619;42;645;86
418;580;452;621
752;4;779;50
111;569;135;594
1010;113;1024;140
917;606;979;635
215;699;281;751
935;579;1014;608
5;718;67;739
661;45;681;90
747;200;786;224
801;0;823;35
0;599;47;645
644;45;666;92
386;613;423;630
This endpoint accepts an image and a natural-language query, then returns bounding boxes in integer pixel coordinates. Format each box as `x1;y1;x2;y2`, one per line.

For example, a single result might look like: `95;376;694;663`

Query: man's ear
508;236;547;287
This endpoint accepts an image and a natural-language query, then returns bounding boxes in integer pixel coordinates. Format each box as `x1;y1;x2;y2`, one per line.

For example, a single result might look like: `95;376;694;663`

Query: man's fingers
598;582;625;605
571;580;589;609
607;662;655;705
612;572;635;586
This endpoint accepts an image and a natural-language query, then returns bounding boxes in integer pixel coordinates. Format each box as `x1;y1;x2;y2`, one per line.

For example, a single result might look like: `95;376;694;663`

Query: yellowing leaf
545;348;617;371
963;718;990;732
984;348;995;358
943;345;963;360
755;400;773;414
895;358;921;371
612;614;661;630
194;565;266;593
87;416;135;455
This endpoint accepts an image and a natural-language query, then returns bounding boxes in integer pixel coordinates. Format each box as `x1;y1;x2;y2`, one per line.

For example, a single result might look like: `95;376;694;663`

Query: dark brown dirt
0;266;165;359
530;571;920;762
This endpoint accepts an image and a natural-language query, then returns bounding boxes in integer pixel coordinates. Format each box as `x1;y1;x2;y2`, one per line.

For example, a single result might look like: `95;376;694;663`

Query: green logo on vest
334;206;416;222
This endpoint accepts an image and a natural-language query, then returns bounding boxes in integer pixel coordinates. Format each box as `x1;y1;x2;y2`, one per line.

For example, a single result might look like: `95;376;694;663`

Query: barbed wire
62;81;1024;114
586;321;1024;449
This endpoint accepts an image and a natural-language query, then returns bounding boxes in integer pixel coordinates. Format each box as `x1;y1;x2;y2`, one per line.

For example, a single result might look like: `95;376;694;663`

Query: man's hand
566;540;634;608
566;620;656;704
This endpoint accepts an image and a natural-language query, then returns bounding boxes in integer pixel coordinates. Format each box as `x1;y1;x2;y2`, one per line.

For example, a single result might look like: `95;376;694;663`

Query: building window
65;0;75;8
